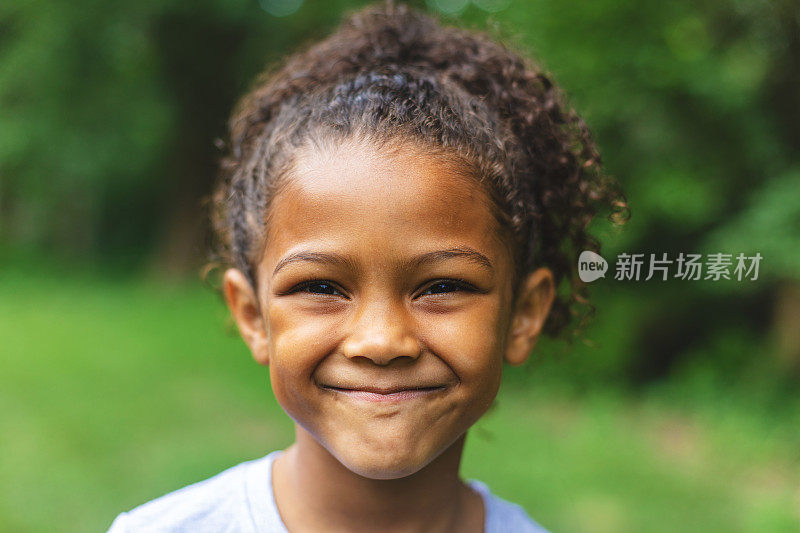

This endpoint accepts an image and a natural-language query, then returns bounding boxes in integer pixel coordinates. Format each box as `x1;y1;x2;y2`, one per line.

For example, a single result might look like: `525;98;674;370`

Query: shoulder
468;479;550;533
107;451;283;533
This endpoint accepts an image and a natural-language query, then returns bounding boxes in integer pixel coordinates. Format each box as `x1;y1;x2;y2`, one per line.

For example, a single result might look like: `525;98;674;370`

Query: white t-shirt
108;451;549;532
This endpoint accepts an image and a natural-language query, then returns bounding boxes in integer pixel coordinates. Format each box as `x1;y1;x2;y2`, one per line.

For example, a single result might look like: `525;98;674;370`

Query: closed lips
318;384;449;403
320;385;446;394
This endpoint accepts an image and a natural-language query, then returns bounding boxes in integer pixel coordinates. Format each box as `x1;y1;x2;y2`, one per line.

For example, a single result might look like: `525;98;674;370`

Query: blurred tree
1;0;173;258
0;0;368;272
147;4;251;275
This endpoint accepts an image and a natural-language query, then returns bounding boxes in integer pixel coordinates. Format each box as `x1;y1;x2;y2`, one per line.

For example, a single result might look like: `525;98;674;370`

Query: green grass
1;267;798;532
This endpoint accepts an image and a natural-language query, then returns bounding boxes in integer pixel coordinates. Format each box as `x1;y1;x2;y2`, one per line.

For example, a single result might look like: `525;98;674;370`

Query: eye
419;279;475;296
293;281;345;297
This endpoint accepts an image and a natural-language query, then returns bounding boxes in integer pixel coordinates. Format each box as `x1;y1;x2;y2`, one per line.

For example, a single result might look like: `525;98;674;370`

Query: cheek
265;300;339;412
267;300;339;366
419;298;508;386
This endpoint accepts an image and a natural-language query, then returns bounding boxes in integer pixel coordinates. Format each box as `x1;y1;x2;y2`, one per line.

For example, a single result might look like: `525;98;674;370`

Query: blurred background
1;0;799;531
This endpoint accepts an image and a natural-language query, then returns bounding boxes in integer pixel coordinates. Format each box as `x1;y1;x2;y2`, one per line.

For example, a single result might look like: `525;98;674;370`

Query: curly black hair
211;1;628;337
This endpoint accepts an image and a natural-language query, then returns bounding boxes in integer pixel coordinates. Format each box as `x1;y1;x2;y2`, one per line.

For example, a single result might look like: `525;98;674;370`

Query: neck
272;426;480;532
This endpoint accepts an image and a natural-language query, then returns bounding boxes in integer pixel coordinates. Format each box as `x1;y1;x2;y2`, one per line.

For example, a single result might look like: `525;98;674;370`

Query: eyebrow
272;247;494;276
403;247;494;273
272;251;358;277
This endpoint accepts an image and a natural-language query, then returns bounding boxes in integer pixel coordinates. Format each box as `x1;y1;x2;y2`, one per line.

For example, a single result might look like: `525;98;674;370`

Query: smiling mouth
319;385;447;402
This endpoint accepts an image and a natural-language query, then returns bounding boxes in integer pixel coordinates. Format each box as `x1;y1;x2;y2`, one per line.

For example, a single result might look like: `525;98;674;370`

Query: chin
333;442;437;480
340;456;426;480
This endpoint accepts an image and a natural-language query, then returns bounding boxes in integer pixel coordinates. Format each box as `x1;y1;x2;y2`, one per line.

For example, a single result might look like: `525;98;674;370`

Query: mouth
319;384;447;403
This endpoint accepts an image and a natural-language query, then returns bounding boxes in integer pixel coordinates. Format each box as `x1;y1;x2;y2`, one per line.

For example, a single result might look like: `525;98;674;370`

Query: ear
504;267;556;366
222;268;270;366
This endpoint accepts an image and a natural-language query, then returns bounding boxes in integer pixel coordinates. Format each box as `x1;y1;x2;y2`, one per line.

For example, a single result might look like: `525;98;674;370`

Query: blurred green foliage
2;0;798;270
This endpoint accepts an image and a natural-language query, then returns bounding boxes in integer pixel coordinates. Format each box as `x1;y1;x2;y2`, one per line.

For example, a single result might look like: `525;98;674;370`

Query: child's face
224;138;554;479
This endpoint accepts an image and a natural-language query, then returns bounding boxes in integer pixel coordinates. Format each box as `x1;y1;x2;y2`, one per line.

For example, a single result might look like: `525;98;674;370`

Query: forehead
260;138;509;274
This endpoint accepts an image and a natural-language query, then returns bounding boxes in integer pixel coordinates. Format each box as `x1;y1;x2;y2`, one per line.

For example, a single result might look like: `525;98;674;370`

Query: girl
109;2;625;531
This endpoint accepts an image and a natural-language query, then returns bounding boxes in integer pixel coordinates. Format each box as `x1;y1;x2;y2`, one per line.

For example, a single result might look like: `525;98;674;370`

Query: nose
341;298;422;365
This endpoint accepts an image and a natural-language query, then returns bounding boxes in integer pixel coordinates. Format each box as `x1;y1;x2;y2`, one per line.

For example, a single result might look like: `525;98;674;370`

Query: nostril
371;354;418;367
341;334;422;363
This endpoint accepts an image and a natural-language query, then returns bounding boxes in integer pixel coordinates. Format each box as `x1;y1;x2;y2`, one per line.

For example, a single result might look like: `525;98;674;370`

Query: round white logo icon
578;251;608;282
